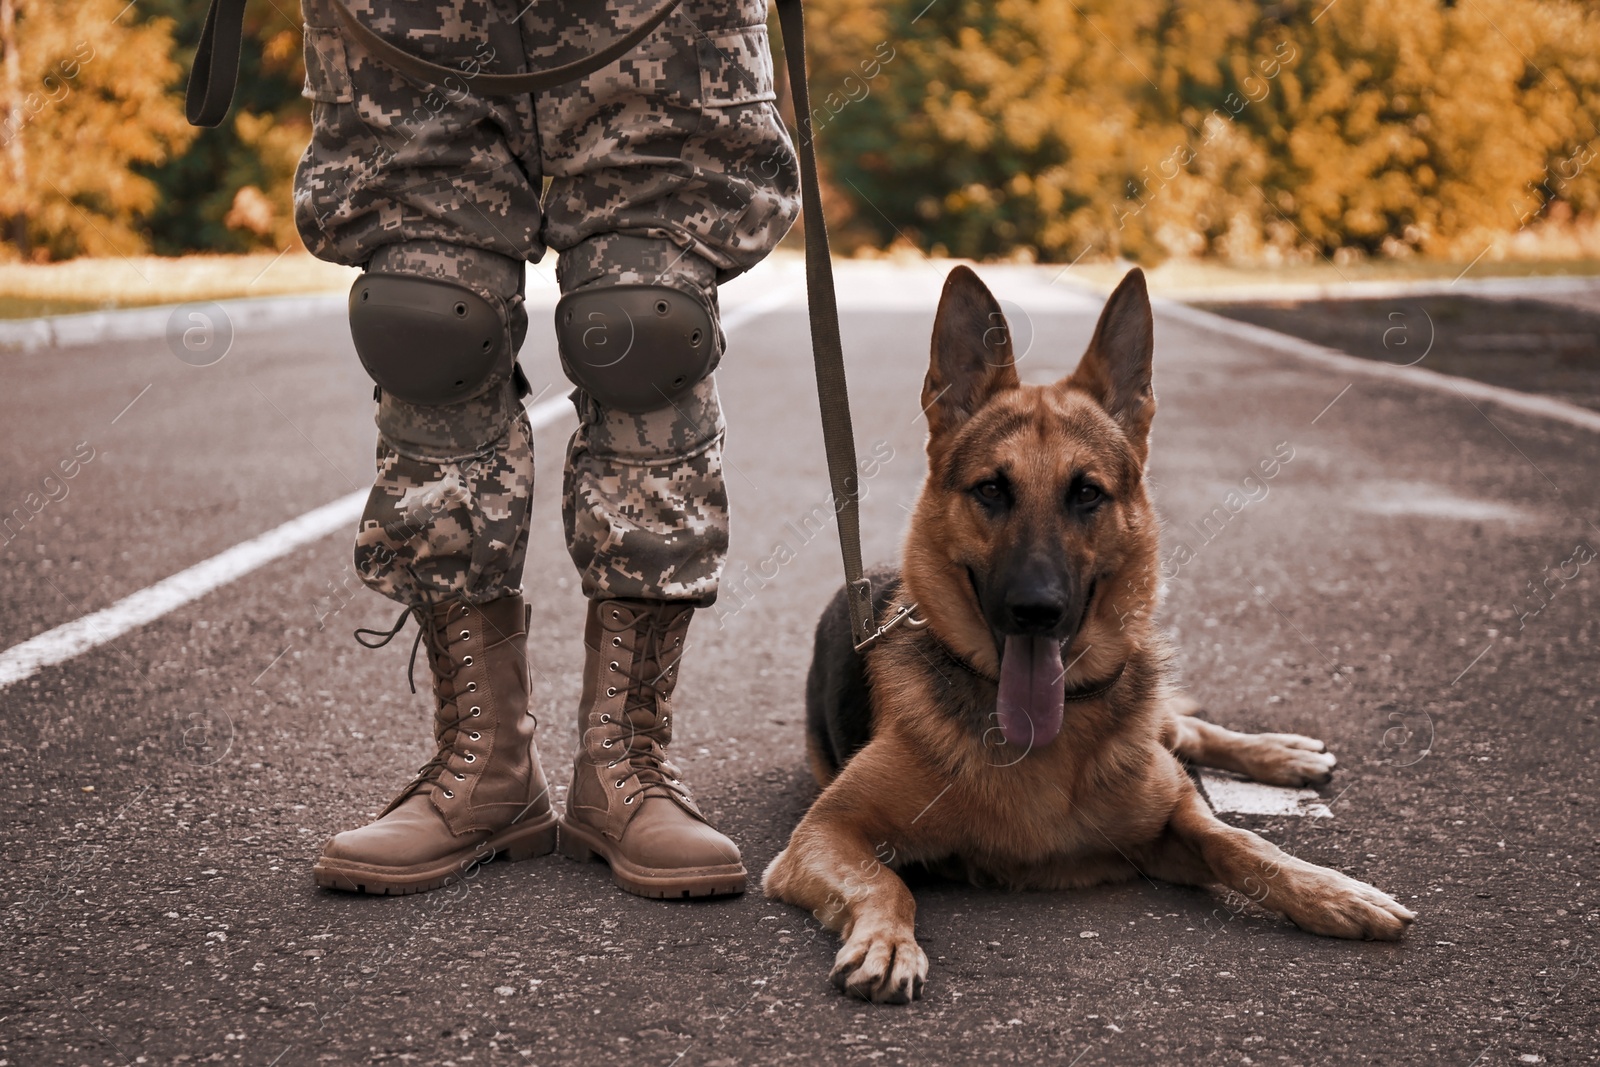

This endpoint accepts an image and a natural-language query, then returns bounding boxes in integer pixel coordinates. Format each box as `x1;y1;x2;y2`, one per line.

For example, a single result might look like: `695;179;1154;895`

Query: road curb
1156;272;1600;305
0;292;346;354
0;279;744;354
1151;296;1600;436
8;272;1599;436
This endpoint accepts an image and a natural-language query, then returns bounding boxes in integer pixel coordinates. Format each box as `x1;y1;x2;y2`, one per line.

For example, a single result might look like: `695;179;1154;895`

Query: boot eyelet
607;760;617;768
442;789;455;798
469;732;481;741
663;714;670;724
462;655;473;666
610;609;620;620
609;661;619;672
464;753;476;763
615;779;625;788
623;796;634;805
460;630;470;640
599;714;610;723
674;638;682;646
455;773;466;781
470;707;481;716
606;687;617;697
612;637;622;647
602;739;613;748
466;682;477;692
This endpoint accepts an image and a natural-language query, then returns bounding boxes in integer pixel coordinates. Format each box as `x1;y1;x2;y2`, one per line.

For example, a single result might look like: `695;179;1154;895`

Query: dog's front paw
830;924;927;1004
1249;733;1336;786
1283;867;1416;941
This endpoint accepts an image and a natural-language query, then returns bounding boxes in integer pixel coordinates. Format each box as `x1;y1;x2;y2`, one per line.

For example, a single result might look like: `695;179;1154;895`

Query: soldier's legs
538;0;799;606
295;0;556;893
529;0;800;897
349;242;536;609
559;240;728;605
297;0;545;609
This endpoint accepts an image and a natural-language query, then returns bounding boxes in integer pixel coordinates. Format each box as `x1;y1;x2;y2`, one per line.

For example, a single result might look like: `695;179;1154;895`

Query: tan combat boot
314;594;557;894
558;597;746;898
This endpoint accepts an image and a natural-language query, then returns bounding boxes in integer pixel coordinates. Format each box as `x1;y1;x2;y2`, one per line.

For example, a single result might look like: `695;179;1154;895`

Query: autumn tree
0;0;193;260
1247;0;1600;259
802;0;1600;262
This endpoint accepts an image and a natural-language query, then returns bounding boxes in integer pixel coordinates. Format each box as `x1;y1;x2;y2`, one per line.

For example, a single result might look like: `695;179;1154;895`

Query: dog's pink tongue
996;635;1066;749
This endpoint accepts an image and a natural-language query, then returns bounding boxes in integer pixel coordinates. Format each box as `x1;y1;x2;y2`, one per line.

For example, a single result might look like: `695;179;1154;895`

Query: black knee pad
555;284;718;413
349;274;514;405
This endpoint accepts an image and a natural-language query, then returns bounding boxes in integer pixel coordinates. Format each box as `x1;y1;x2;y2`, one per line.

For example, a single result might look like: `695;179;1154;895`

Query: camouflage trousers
295;0;799;608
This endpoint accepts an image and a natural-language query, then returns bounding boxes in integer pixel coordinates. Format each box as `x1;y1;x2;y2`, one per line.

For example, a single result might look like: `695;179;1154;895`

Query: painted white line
521;393;573;430
1355;484;1523;523
0;490;365;690
0;394;572;691
1202;773;1333;819
1137;271;1600;307
1153;297;1600;435
719;284;802;333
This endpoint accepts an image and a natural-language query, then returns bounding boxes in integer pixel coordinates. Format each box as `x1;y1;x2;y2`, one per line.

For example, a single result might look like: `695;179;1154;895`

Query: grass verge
0;252;358;319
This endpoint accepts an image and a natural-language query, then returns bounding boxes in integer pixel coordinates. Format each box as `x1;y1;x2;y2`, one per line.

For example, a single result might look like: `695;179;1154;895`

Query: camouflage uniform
295;0;799;607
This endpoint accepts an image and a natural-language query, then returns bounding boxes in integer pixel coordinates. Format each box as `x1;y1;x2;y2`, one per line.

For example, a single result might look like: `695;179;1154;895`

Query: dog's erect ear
923;266;1021;440
1065;268;1155;455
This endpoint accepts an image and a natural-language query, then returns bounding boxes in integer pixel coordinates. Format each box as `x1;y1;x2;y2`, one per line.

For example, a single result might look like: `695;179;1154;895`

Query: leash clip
853;601;928;654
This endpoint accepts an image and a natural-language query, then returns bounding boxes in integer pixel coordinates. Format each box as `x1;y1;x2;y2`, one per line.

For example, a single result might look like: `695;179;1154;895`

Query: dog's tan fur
764;266;1414;1004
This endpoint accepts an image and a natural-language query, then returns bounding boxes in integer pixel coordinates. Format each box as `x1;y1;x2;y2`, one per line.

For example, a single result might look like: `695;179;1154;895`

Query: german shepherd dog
763;266;1414;1003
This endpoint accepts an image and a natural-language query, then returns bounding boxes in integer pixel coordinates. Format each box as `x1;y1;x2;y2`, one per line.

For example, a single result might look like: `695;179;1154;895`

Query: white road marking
1;288;798;692
1357;484;1524;523
717;283;802;332
0;394;571;691
1202;774;1333;819
0;490;365;690
1152;297;1600;435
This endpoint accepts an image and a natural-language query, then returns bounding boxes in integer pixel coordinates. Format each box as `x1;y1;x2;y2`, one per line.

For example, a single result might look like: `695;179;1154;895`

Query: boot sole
312;812;558;896
557;818;746;899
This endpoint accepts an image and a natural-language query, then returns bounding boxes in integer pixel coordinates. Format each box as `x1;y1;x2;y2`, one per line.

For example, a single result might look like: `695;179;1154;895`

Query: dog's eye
1073;484;1104;507
973;479;1006;504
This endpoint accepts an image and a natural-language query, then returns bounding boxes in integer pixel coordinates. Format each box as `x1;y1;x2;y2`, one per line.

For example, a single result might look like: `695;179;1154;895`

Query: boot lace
354;606;473;801
606;610;693;808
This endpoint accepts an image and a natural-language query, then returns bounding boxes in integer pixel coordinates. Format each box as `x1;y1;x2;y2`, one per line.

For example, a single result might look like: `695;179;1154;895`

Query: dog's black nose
1005;598;1065;633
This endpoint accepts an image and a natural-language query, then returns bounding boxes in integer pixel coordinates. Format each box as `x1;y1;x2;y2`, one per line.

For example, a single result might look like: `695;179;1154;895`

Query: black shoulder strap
330;0;681;98
186;0;681;127
183;0;878;646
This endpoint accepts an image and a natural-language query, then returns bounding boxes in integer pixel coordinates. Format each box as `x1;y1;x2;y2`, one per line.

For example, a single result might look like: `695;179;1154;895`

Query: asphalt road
1198;293;1600;413
1;258;1596;1066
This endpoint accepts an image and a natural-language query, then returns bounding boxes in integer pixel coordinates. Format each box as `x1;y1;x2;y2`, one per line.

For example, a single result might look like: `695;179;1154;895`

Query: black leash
185;0;879;646
771;0;875;649
185;0;249;126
